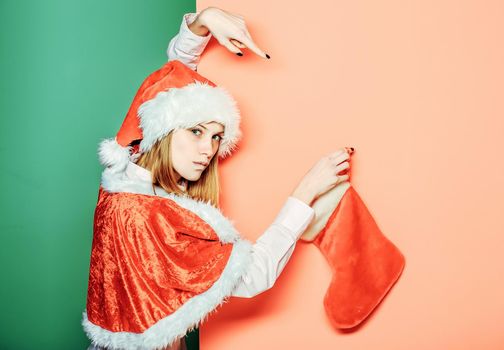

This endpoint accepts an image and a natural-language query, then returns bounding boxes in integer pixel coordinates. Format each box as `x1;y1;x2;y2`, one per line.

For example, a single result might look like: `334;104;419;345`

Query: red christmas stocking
300;182;405;329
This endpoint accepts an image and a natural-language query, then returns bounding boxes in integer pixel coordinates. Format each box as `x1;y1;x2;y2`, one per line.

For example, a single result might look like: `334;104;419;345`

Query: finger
337;174;350;183
236;29;268;59
329;151;350;165
339;166;351;174
216;37;243;55
345;146;355;155
328;148;347;158
243;28;253;41
230;38;246;49
335;161;350;174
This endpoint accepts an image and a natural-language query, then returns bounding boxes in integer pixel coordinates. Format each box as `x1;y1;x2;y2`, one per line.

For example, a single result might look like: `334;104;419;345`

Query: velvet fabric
86;187;233;333
306;186;405;329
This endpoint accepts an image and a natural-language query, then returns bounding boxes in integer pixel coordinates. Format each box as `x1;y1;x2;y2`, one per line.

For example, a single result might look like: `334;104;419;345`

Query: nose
199;138;214;160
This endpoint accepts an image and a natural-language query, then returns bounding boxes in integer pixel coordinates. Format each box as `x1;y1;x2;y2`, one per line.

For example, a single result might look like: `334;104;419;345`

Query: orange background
197;0;504;349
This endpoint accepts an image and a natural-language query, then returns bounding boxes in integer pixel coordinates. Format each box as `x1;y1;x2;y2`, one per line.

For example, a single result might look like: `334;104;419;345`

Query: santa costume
82;12;405;350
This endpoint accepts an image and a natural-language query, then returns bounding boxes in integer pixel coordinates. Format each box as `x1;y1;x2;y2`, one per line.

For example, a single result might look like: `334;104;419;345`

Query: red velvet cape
83;187;253;350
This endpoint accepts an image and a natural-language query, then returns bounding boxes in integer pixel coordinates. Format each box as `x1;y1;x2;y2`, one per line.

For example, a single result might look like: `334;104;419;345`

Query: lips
193;161;208;167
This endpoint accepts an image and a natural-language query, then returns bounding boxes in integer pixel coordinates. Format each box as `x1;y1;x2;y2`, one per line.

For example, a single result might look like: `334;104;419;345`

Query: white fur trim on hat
138;80;242;159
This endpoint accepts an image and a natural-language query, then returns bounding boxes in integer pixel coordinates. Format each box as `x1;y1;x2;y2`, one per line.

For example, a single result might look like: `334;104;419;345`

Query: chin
185;173;203;182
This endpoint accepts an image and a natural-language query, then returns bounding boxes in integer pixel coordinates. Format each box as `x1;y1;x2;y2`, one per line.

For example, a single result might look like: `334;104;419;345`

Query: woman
83;7;353;350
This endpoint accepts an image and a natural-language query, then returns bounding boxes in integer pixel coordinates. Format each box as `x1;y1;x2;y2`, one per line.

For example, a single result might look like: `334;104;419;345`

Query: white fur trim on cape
82;167;254;350
82;239;252;350
138;80;242;159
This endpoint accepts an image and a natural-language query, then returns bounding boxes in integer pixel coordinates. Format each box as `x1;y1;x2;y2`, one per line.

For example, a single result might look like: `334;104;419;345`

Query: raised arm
167;13;212;71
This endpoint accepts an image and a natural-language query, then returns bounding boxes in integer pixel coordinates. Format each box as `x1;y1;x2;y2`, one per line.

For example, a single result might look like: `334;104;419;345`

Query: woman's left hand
189;6;270;59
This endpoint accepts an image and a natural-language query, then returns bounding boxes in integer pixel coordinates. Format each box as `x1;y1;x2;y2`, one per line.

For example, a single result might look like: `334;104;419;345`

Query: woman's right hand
290;147;355;207
191;6;269;59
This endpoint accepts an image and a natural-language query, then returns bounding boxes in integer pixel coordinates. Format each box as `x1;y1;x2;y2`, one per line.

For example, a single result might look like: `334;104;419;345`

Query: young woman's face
170;121;225;182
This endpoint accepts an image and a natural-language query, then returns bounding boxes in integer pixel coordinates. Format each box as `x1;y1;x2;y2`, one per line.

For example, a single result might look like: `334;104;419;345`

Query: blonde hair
136;130;220;207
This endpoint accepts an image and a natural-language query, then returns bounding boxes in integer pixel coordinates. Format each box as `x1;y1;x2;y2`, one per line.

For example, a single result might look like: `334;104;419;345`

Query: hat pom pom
98;138;131;173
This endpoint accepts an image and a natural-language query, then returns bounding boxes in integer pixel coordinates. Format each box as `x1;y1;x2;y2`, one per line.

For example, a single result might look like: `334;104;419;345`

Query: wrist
290;189;316;207
188;14;210;37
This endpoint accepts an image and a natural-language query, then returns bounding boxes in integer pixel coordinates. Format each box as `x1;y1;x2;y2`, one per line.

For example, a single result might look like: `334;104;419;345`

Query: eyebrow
197;124;225;135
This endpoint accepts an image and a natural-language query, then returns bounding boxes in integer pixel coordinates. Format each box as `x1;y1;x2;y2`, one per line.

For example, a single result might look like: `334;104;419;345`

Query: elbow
250;278;276;298
241;285;272;299
237;275;275;298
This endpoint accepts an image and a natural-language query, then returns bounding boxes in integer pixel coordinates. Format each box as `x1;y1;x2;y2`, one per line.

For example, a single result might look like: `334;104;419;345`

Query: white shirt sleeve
231;197;315;298
166;12;212;71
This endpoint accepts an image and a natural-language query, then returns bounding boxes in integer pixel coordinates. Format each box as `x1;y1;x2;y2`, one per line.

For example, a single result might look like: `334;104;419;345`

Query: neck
177;178;187;192
134;158;187;193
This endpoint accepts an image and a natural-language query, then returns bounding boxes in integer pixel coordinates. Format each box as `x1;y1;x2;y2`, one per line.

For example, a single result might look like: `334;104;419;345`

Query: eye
191;128;202;136
213;134;222;142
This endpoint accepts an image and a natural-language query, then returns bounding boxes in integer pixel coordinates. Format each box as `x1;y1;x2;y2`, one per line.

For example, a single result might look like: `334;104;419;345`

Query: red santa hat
98;59;242;173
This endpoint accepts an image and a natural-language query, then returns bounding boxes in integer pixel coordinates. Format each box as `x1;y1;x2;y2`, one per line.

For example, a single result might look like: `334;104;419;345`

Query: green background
0;0;199;348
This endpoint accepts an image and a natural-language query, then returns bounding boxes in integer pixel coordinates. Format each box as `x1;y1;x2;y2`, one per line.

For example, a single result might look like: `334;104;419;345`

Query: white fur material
83;166;254;350
98;137;131;173
138;80;242;159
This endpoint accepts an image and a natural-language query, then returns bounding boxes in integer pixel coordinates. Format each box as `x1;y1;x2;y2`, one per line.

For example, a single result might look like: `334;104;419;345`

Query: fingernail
265;53;271;59
236;52;243;56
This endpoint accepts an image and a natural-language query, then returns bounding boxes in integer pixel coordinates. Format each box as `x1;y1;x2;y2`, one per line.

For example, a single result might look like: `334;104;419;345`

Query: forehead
199;121;225;132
